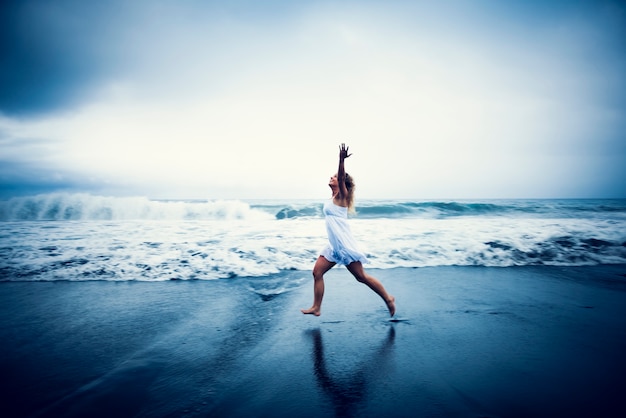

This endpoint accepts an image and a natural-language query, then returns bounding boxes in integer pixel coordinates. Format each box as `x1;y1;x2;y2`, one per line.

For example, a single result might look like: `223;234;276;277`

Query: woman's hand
339;143;352;160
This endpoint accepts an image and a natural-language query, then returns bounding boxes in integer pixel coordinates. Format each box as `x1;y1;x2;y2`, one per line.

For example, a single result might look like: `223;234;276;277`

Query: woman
301;144;396;317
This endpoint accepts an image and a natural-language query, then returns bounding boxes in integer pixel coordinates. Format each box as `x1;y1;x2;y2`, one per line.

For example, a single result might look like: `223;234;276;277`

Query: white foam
1;197;624;281
0;193;273;221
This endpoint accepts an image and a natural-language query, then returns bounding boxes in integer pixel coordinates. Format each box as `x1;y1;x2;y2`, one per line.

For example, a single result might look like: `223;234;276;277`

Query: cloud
1;0;625;199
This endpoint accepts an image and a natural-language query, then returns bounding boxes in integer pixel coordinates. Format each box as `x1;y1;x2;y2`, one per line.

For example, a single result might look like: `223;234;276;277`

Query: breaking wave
0;193;272;221
2;194;625;222
0;194;624;281
271;199;626;220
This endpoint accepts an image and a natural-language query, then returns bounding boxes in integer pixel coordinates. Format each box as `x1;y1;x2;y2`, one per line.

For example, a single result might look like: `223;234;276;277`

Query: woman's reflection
306;327;396;417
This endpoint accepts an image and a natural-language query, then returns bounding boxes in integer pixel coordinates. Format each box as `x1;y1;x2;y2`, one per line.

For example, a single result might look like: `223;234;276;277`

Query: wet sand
1;265;625;417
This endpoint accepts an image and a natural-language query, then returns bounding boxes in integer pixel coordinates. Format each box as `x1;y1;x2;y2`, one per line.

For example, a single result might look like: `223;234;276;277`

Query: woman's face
329;174;338;187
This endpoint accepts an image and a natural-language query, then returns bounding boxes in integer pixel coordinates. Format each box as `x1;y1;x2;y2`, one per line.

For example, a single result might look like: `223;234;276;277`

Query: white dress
319;200;369;265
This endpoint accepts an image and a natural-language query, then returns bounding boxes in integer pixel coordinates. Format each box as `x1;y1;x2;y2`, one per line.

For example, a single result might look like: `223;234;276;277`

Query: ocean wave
2;194;625;222
267;201;510;219
356;201;506;218
0;193;273;221
1;215;624;282
270;199;626;220
1;196;625;281
274;204;323;219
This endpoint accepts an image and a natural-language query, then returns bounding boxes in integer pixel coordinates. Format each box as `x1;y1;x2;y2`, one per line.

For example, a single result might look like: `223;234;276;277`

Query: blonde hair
344;172;356;213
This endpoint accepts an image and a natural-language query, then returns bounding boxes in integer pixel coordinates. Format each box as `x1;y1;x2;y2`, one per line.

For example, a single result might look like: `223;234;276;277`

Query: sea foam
1;194;625;281
0;193;272;221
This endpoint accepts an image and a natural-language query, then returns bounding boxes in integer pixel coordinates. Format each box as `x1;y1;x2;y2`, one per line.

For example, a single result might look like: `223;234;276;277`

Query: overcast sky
1;0;625;200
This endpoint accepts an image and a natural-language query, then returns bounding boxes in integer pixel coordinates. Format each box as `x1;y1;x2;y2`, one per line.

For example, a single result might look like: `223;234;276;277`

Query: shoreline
1;265;625;417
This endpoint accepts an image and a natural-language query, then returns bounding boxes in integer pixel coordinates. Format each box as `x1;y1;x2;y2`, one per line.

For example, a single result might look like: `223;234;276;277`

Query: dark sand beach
1;265;625;417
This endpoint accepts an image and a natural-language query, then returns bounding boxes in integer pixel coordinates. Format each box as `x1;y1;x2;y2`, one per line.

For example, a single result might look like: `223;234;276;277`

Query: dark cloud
0;0;624;199
5;0;622;117
0;0;302;116
0;1;126;115
0;160;79;198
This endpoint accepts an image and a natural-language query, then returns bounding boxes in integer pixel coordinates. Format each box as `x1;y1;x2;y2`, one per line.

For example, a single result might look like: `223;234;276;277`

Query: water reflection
306;327;395;417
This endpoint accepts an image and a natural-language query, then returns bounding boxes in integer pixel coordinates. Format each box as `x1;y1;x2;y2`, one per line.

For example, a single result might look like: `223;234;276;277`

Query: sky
1;0;625;200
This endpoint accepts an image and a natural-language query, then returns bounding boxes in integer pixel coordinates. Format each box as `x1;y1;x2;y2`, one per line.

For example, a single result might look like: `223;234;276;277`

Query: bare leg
346;261;396;317
301;256;336;316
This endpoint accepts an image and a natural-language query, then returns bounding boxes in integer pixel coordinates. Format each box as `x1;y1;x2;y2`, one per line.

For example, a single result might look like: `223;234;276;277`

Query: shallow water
2;266;625;417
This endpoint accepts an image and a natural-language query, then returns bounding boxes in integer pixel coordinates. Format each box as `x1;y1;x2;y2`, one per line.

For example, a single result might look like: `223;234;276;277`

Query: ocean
1;193;625;282
2;193;626;417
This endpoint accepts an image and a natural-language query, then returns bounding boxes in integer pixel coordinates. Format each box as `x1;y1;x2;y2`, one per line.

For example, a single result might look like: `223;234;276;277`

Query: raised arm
336;143;352;200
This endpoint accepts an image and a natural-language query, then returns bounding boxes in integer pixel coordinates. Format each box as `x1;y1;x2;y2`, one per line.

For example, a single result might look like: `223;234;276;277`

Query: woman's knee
347;262;367;283
312;265;327;280
352;271;369;283
312;268;324;280
312;256;334;279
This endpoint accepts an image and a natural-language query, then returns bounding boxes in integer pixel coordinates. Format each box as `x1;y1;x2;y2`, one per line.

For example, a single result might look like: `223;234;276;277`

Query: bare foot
386;296;396;317
301;307;321;316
